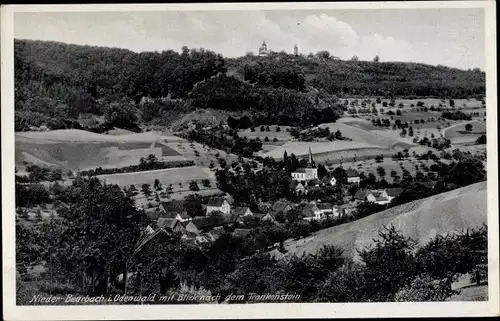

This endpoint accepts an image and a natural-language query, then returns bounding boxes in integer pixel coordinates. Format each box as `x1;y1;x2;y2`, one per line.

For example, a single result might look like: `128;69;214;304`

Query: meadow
97;166;215;188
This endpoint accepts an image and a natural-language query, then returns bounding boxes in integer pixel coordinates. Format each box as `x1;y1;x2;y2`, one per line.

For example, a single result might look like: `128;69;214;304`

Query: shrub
394;274;455;302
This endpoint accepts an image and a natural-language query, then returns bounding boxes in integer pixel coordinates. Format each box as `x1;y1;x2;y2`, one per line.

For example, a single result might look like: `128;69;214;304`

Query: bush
394;274;455;302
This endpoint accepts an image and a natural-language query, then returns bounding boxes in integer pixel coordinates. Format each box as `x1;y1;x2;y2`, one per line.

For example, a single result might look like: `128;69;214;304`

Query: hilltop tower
259;41;271;56
294;44;298;56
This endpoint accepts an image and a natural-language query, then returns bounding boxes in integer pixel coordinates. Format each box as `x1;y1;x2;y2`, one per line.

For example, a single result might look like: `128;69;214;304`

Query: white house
346;168;361;184
354;189;391;205
206;197;231;215
302;204;322;221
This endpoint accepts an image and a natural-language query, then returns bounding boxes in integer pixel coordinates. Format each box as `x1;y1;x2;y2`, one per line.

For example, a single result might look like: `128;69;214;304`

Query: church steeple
307;146;315;168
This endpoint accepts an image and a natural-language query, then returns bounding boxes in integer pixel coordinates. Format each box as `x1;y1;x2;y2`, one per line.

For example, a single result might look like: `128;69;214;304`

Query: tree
476;134;486;144
184;194;204;217
317;164;328;179
358;226;418;301
104;99;139;130
332;167;348;185
376;166;386;178
465;123;473;132
141;184;152;197
373;55;380;62
189;181;200;191
154;179;161;190
316;50;331;60
201;179;211;188
351;55;359;61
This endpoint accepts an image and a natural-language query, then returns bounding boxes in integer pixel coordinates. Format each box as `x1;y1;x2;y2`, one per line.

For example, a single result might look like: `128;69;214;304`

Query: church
291;147;318;181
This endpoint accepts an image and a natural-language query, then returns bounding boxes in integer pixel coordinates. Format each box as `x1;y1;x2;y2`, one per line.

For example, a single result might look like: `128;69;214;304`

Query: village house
337;204;356;217
227;213;245;227
206;197;231;215
321;175;337;186
290;181;306;194
302;203;322;221
157;200;194;222
261;212;276;223
370;190;391;205
385;188;403;202
231;207;253;217
241;215;260;228
346;168;361;184
159;200;185;214
156;218;187;234
271;200;292;214
306;185;323;194
144;207;165;221
316;203;338;219
185;215;228;235
353;189;391;205
291;147;318;181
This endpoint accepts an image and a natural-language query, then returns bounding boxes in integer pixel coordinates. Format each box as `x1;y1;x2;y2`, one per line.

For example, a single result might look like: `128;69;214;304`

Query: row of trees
79;154;194;177
185;126;262;158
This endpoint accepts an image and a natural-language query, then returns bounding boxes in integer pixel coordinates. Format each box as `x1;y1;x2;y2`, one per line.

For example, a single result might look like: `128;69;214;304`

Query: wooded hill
14;39;485;131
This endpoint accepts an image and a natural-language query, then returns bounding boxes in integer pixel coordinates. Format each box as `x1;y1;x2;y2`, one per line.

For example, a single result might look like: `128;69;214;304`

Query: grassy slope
277;181;487;261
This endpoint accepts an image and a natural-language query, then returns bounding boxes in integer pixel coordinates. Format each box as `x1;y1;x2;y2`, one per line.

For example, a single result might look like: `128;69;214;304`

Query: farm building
185;216;228;235
291;147;318;181
206;197;231;215
271;200;292;214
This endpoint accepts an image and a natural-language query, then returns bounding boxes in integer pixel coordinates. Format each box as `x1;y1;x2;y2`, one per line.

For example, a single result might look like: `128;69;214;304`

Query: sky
14;8;485;70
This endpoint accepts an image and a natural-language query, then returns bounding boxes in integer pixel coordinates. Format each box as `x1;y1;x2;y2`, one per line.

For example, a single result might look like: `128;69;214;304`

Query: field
97;166;215;188
333;157;448;183
443;120;486;139
275;181;487;261
164;140;244;168
258;141;384;159
14;129;232;174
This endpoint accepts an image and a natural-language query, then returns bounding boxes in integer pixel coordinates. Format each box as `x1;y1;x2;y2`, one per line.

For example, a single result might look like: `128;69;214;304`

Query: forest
15;39;485;131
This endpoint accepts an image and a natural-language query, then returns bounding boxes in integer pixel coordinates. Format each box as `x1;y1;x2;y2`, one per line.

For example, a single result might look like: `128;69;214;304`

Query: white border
2;2;498;320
